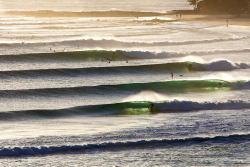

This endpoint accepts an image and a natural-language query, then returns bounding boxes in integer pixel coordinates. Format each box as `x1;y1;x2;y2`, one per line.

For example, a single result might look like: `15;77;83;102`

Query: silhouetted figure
171;72;174;80
226;19;229;27
150;103;154;113
106;58;111;63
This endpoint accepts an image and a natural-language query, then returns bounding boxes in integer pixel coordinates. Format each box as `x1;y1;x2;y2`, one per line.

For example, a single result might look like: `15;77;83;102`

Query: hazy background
0;0;190;12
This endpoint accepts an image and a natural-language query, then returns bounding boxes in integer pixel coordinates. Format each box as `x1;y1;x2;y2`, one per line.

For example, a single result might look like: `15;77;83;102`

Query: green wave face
116;80;233;93
95;101;153;115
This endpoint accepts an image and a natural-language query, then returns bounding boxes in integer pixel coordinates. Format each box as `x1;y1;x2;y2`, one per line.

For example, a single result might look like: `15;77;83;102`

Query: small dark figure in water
106;58;111;63
150;103;154;113
226;19;229;27
179;74;183;77
171;72;174;80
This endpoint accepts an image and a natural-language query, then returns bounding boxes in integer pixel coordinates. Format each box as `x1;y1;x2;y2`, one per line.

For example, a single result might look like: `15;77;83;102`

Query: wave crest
0;133;249;157
1;100;250;120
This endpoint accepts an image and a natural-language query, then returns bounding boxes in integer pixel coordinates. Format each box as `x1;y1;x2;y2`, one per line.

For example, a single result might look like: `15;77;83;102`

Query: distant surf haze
0;0;191;12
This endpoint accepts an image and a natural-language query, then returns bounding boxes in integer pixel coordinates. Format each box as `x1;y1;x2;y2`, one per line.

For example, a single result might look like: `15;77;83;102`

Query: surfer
226;19;229;27
150;103;154;113
171;72;174;80
107;58;111;63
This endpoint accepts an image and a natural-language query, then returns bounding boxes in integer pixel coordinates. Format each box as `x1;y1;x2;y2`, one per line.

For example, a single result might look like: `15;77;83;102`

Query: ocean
0;0;250;166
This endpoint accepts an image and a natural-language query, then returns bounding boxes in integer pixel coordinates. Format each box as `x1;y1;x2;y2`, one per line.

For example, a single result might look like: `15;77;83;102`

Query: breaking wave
0;100;250;120
0;60;249;78
0;80;249;98
0;133;249;157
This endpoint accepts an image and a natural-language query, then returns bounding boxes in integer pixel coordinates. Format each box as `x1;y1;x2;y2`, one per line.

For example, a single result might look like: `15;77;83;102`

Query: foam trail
0;133;249;157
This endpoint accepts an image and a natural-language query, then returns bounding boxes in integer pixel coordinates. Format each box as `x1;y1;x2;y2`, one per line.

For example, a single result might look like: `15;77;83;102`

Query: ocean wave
0;36;247;49
189;48;250;56
0;60;249;78
0;50;136;62
0;80;249;98
1;100;250;120
6;10;165;17
0;133;249;157
0;80;250;98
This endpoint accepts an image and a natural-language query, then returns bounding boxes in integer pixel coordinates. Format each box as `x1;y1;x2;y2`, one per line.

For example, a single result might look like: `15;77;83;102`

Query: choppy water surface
0;1;250;166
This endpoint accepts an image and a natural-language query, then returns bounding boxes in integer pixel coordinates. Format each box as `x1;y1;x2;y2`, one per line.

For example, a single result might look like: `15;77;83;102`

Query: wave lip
0;133;249;157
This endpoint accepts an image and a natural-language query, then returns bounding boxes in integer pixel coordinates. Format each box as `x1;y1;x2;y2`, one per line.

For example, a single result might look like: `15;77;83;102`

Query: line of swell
0;100;250;120
0;80;249;98
0;133;249;157
0;60;249;78
6;10;166;17
0;36;248;48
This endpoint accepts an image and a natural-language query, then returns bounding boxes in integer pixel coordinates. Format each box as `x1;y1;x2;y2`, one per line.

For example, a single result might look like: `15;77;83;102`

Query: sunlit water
0;0;250;166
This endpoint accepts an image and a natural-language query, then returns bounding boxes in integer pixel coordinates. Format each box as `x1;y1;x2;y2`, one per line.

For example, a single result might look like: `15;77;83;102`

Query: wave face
0;80;249;99
0;133;249;157
0;80;245;98
1;100;250;120
0;50;134;62
0;59;249;78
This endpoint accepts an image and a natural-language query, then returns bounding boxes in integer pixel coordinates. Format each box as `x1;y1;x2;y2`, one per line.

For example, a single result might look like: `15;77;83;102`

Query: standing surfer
171;72;174;80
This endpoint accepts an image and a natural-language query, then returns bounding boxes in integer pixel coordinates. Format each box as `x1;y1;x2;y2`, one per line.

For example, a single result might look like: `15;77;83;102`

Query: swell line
0;60;249;78
0;100;250;120
6;10;166;17
0;36;248;47
0;80;247;98
0;133;249;157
